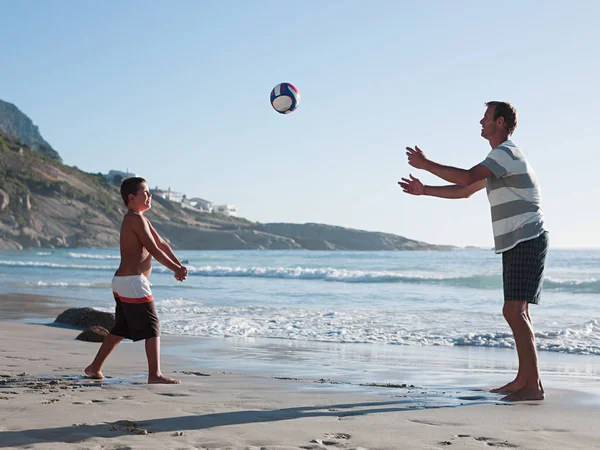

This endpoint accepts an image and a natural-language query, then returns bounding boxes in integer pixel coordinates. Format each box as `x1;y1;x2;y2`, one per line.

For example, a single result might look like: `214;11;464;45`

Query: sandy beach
1;313;599;450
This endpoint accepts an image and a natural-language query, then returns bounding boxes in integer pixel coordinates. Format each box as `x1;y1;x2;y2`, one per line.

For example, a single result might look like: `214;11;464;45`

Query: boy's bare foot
84;365;104;380
501;386;545;402
490;379;525;394
148;375;181;384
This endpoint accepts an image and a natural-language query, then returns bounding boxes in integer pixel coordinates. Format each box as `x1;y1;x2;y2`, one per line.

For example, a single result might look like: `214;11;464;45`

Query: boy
399;102;548;401
84;177;188;384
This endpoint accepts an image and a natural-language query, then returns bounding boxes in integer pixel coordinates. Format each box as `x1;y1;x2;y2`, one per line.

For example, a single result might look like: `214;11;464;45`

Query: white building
213;204;238;217
153;188;183;204
180;198;197;210
189;197;213;213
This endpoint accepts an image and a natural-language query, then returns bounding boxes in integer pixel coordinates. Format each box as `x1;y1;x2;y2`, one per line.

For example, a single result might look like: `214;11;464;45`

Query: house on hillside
213;204;238;217
142;189;237;216
181;197;201;211
189;197;213;213
153;187;183;204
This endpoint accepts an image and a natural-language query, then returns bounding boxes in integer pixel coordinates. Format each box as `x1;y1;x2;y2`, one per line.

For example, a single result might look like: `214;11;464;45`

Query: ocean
1;248;599;391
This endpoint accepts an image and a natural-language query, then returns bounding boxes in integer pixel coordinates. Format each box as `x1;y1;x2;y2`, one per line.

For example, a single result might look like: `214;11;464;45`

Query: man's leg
490;302;526;394
492;232;548;398
84;333;124;379
490;301;529;393
145;337;180;384
500;301;544;401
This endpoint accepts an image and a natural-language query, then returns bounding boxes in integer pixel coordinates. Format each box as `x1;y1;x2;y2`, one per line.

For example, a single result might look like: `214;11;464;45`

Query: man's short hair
120;177;147;206
486;101;518;136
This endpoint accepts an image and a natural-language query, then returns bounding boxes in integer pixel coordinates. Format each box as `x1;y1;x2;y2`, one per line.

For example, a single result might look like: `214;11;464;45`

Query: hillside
0;131;453;251
0;100;60;161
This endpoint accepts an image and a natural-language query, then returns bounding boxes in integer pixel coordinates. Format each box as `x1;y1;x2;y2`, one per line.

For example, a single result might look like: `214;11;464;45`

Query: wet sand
1;319;600;449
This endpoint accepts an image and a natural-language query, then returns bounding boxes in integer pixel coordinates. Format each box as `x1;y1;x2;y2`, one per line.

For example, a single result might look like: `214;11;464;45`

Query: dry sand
1;320;599;449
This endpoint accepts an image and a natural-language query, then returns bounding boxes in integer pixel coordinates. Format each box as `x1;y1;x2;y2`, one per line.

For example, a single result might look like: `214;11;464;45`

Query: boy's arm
406;146;493;185
146;220;182;265
399;175;485;199
128;215;182;273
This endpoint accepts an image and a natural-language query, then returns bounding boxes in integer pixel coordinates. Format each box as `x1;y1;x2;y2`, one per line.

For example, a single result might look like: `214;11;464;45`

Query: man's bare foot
501;386;545;402
490;379;525;394
84;365;104;380
148;375;181;384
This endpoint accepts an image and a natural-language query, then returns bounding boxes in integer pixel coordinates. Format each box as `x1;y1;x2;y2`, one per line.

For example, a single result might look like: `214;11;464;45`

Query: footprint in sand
156;392;192;397
476;437;518;448
324;433;351;440
72;399;105;405
409;419;465;427
442;435;518;448
37;398;60;404
305;432;353;448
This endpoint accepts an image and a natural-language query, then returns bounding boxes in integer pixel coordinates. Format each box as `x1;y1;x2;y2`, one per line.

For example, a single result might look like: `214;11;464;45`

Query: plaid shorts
502;231;549;305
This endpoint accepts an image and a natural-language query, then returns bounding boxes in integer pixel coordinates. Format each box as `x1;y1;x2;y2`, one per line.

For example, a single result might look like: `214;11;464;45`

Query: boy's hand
406;145;429;169
398;174;425;196
174;266;188;281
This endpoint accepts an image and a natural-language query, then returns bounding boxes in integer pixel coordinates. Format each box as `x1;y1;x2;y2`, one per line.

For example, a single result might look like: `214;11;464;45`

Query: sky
1;0;599;249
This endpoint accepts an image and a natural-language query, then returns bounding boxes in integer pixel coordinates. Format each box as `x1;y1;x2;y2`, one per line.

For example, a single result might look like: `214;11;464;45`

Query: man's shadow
0;396;502;447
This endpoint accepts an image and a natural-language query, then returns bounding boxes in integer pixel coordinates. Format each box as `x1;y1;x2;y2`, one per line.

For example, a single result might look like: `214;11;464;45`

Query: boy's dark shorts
109;275;160;341
502;231;549;305
111;298;160;342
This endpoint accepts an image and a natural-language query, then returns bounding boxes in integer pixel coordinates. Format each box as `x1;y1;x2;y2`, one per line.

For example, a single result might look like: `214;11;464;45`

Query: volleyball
270;82;300;114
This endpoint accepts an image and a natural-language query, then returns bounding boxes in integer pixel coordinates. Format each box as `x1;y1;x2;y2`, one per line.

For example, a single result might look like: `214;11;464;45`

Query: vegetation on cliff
0;131;452;251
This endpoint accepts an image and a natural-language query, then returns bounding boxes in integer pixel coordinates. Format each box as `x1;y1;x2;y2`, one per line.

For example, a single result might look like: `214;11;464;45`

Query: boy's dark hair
486;101;518;136
120;177;147;206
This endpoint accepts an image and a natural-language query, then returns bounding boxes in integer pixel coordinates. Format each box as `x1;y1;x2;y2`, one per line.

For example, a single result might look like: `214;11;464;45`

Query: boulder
76;326;109;342
55;307;115;330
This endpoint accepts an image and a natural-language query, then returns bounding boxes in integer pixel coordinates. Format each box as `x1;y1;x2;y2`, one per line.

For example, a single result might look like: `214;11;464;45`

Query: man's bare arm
147;220;181;265
423;161;493;186
399;175;485;199
406;146;494;185
128;215;182;273
423;179;486;199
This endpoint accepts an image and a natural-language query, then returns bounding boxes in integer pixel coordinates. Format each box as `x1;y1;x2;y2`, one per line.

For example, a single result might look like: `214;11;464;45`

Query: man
84;177;188;384
399;102;548;401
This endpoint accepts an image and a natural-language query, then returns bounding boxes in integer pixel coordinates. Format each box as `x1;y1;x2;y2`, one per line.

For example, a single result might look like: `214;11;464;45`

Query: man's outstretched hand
398;174;425;196
406;145;429;169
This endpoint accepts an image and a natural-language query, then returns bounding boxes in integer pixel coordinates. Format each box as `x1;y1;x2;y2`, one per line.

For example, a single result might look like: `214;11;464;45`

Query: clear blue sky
2;0;599;248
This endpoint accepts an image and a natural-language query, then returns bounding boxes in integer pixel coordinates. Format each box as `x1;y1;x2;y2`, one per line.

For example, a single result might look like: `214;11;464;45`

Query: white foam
0;260;115;270
68;252;120;260
156;304;600;356
27;281;108;288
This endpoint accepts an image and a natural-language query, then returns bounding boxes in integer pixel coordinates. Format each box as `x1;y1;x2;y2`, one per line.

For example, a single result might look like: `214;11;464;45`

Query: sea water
1;248;599;390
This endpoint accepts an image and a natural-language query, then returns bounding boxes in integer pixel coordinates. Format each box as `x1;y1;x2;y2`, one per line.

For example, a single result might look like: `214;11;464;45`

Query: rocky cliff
0;130;453;251
0;95;456;254
0;100;61;161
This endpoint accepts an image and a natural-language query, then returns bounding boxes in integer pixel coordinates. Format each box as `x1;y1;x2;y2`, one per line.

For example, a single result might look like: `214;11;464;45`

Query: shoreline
1;321;599;449
2;292;600;402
